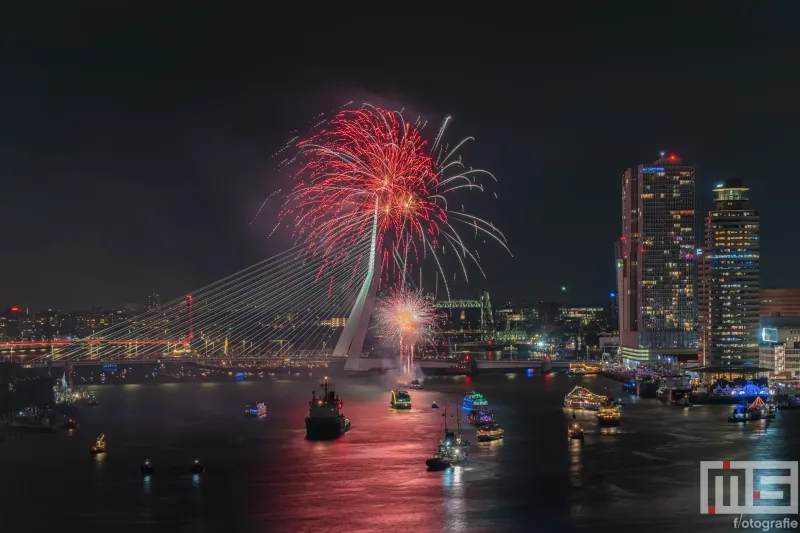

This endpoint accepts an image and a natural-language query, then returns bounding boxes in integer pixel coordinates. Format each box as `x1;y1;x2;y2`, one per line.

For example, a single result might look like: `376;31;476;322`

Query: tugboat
462;391;488;410
476;423;505;442
141;458;154;476
409;379;422;389
391;389;412;410
90;434;107;454
305;379;350;440
244;401;267;417
568;423;585;439
425;441;453;471
468;407;494;426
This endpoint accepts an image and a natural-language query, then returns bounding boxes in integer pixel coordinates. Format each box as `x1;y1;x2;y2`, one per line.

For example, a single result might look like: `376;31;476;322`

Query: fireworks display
374;288;438;348
281;104;510;296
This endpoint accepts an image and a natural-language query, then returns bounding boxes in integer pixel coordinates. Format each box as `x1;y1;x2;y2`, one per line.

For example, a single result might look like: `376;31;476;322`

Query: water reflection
443;466;466;532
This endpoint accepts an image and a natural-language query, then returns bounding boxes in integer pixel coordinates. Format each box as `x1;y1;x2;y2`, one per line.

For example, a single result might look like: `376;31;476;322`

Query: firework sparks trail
280;104;511;297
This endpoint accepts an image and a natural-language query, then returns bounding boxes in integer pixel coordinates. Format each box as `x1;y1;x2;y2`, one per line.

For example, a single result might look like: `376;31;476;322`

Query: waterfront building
759;322;800;385
616;154;698;366
698;180;760;368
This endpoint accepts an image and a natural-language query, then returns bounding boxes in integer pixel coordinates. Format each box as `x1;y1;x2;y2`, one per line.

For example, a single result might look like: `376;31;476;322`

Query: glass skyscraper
616;154;698;365
698;179;760;367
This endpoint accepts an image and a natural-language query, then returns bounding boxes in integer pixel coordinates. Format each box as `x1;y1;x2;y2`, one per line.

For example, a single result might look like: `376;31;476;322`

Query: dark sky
3;4;800;310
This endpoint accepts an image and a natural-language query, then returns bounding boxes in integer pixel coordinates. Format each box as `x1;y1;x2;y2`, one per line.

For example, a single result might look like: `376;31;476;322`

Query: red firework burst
281;104;509;296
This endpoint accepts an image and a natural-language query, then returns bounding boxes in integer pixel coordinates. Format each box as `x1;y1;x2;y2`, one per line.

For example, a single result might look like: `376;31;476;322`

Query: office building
760;288;800;317
616;154;698;366
699;179;760;367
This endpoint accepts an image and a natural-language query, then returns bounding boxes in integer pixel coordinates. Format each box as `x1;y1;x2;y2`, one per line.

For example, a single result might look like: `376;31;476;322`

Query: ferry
467;407;494;426
391;389;412;410
596;405;621;425
564;386;606;410
476;424;505;442
305;380;351;440
244;401;267;417
462;391;488;410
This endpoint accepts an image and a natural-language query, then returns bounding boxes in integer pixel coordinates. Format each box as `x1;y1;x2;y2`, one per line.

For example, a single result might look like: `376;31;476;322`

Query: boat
432;401;439;409
467;407;494;426
462;391;488;410
568;423;584;439
244;401;267;417
88;394;98;406
90;434;107;454
391;389;412;410
670;394;692;407
191;459;205;474
564;386;606;410
409;379;422;389
596;405;621;425
141;458;154;476
305;379;351;440
425;442;454;471
728;397;769;423
476;423;505;442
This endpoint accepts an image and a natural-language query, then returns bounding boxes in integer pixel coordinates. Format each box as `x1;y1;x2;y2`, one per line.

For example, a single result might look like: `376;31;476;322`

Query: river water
1;372;797;532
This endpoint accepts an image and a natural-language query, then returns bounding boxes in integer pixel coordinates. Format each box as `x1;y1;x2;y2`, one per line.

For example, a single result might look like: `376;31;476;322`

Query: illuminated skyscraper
616;154;698;366
699;179;760;367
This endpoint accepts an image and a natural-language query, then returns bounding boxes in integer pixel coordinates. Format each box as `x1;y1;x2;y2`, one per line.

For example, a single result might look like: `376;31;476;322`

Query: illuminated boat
596;405;621;425
467;407;494;426
409;379;422;389
568;423;584;439
441;406;469;460
244;401;267;417
462;391;488;410
728;397;768;423
90;434;107;454
477;423;505;442
305;379;350;440
391;389;412;410
564;386;606;410
141;458;154;476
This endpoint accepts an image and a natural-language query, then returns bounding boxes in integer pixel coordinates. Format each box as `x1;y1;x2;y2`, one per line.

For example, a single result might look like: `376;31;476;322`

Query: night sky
3;5;800;310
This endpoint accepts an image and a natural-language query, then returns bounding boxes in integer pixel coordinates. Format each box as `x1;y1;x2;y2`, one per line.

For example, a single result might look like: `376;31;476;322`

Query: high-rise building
147;293;161;310
616;154;698;366
760;288;800;317
699;179;760;367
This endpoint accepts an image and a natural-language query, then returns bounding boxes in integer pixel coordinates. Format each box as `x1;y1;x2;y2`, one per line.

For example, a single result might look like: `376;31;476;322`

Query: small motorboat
432;402;439;409
90;434;107;454
141;458;154;476
191;459;205;474
64;418;78;430
568;424;584;439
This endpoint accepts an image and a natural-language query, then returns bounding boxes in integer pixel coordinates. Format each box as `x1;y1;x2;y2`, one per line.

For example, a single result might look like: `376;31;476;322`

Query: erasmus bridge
9;231;384;370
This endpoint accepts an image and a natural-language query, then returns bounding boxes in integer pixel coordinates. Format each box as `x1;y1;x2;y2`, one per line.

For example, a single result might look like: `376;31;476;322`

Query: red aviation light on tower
669;154;677;161
10;307;18;312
